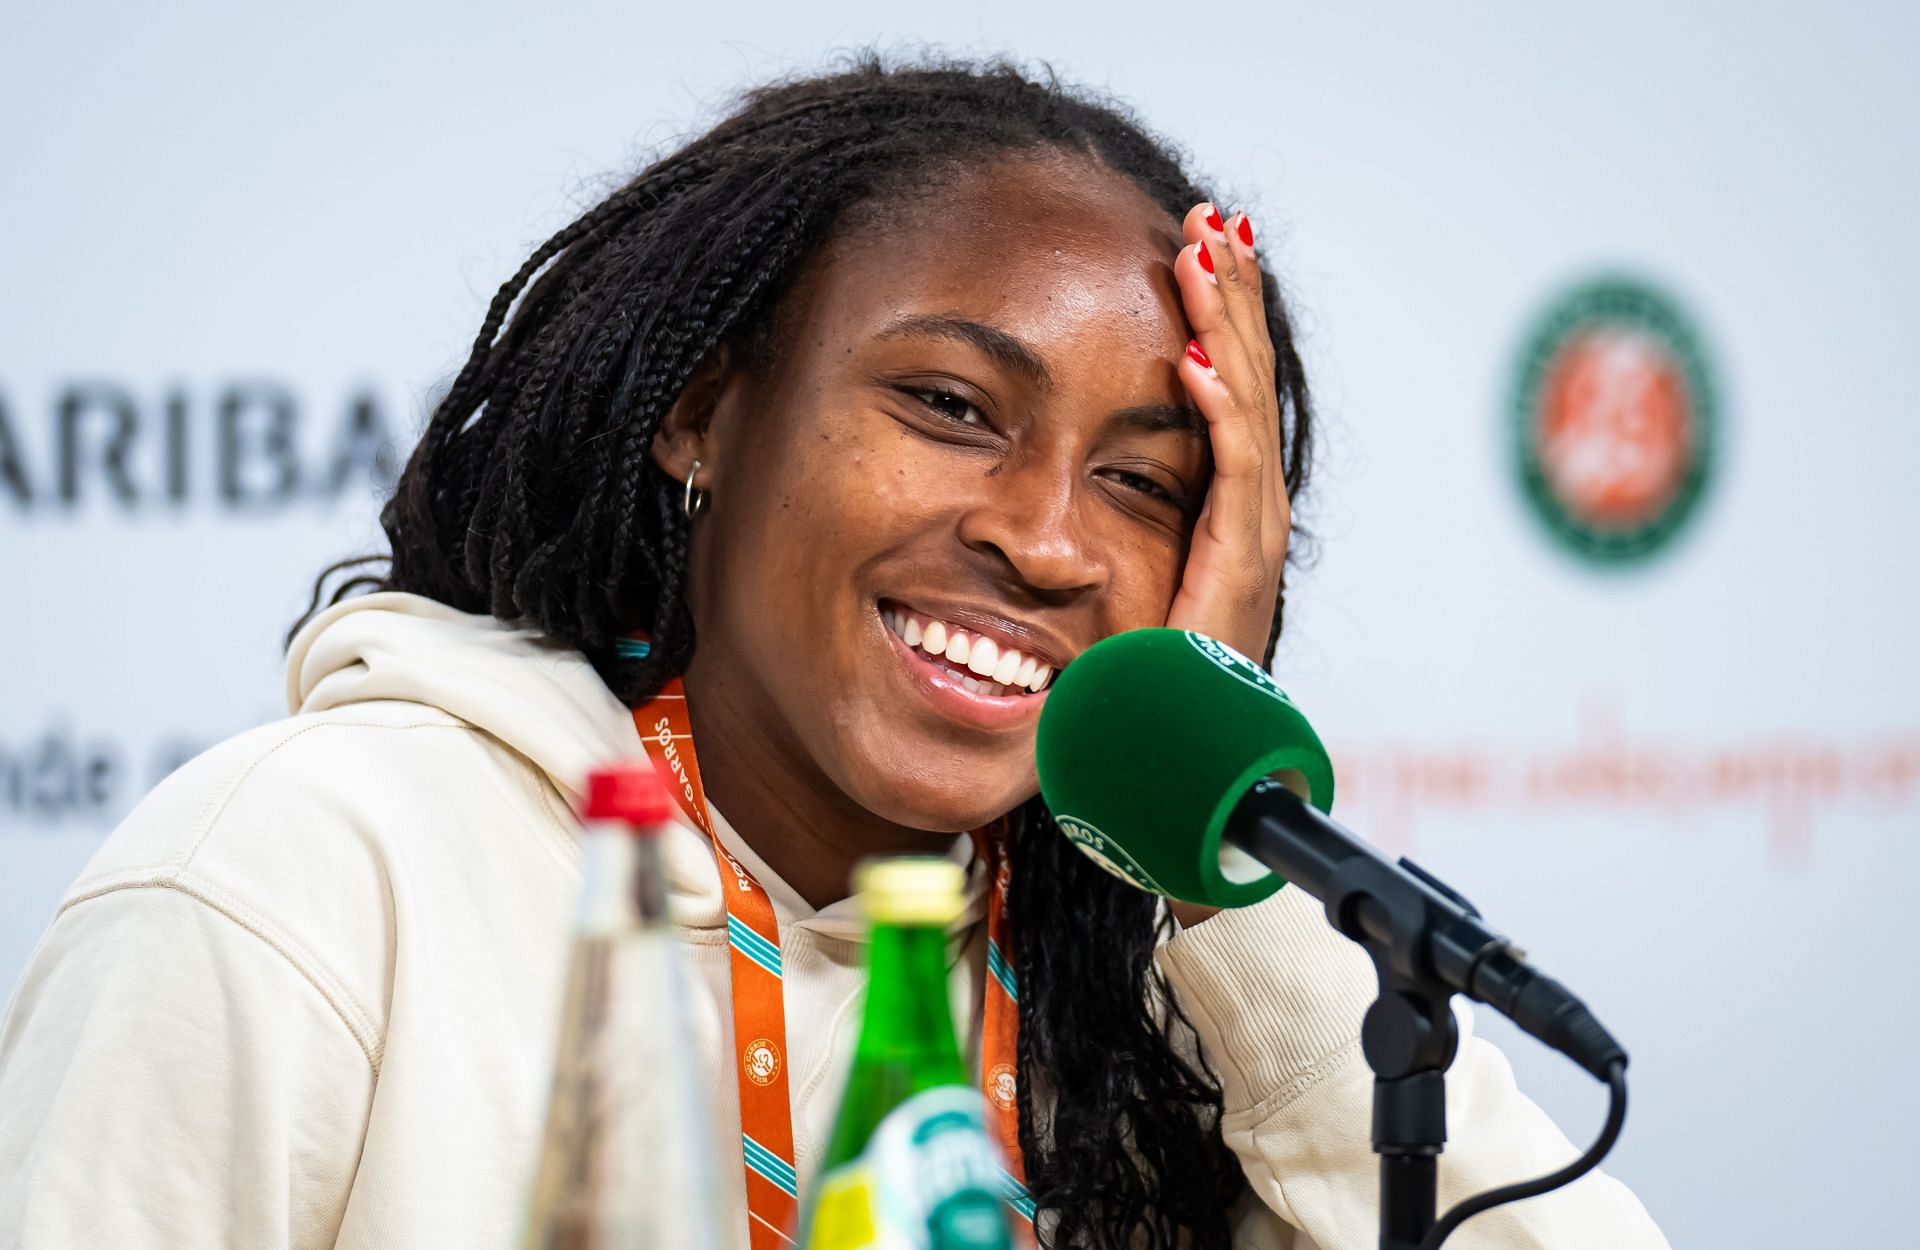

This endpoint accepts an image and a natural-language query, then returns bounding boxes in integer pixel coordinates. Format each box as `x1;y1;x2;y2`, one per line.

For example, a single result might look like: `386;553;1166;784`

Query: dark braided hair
299;55;1317;1248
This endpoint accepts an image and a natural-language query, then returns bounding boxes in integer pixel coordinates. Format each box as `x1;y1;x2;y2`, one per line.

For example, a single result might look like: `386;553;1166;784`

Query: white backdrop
5;4;1915;1245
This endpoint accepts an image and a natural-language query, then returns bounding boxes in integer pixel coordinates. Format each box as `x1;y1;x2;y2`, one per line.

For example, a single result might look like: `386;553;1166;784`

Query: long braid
1010;803;1246;1247
299;56;1321;1247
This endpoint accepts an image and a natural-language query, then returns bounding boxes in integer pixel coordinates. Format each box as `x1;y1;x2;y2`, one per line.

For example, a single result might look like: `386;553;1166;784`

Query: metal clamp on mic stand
1366;981;1456;1249
1326;839;1480;1249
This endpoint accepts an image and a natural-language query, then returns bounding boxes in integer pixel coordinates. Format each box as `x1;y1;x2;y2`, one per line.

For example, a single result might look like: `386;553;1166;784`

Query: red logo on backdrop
1510;277;1719;564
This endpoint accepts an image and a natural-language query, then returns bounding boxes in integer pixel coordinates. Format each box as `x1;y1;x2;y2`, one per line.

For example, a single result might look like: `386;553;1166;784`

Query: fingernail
1186;339;1213;370
1204;204;1225;233
1236;215;1255;247
1196;241;1215;276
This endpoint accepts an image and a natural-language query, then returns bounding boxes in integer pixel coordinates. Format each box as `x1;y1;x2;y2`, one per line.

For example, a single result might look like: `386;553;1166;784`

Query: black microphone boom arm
1222;777;1629;1250
1224;778;1627;1081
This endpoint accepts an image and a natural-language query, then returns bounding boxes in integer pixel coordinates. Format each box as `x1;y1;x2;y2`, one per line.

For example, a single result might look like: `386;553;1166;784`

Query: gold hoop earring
683;460;709;518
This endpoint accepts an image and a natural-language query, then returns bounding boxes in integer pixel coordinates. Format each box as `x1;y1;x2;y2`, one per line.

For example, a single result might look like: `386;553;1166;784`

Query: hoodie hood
287;591;638;808
284;591;980;941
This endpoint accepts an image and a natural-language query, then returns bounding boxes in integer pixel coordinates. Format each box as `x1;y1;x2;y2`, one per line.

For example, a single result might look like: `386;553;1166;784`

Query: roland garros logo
1509;276;1719;564
988;1063;1018;1112
743;1037;782;1086
1183;631;1292;705
1055;815;1166;896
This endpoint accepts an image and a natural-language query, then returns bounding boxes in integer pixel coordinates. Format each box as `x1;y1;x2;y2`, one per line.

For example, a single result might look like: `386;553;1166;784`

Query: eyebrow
874;313;1053;392
1110;403;1208;439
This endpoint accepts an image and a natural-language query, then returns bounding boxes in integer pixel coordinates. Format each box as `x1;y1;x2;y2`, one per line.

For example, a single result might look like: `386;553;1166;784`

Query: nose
954;452;1105;599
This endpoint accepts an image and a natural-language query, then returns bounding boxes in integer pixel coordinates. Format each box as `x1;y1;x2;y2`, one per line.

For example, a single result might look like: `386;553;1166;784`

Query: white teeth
963;672;1014;697
887;606;1062;696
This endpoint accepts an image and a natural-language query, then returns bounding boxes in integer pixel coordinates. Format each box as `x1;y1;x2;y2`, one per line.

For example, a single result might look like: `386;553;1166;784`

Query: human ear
648;343;738;487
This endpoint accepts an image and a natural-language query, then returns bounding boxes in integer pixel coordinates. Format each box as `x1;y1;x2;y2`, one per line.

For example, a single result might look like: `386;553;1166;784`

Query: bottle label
805;1086;1012;1250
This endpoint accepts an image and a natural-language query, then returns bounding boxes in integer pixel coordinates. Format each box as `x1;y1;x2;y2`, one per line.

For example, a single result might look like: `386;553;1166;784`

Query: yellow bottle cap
853;856;967;926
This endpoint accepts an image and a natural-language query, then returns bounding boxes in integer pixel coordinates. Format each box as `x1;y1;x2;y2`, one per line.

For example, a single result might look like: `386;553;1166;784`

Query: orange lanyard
630;676;1035;1245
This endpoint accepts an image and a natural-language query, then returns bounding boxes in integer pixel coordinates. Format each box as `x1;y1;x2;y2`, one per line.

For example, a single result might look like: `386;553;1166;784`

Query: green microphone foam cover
1035;628;1335;908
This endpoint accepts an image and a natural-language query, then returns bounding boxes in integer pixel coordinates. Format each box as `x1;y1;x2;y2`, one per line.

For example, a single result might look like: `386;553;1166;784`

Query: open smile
876;600;1064;731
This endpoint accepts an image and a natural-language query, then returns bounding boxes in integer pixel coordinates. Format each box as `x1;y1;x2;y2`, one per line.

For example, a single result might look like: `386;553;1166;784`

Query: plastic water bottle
520;762;728;1249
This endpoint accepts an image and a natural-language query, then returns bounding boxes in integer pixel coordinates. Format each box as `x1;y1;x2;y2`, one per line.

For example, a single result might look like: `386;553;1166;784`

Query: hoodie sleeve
1155;887;1670;1250
0;884;374;1250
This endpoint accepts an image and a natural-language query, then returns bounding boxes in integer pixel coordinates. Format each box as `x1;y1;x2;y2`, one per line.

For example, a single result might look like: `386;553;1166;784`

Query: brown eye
1114;471;1177;504
902;387;987;428
1102;466;1186;509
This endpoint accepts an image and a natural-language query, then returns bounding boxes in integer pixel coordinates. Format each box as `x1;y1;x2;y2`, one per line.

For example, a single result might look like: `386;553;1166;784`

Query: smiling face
666;152;1206;834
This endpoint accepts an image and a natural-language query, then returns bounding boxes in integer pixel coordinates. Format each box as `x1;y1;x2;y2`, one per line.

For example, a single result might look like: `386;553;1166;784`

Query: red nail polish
1204;205;1224;232
1236;215;1255;246
1196;242;1214;275
1186;339;1212;369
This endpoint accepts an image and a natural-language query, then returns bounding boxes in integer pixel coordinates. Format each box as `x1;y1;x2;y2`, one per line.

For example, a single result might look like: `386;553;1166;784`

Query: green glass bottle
802;858;1013;1250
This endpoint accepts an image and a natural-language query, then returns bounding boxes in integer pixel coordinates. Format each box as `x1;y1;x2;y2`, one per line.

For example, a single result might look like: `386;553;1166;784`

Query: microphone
1034;627;1625;1082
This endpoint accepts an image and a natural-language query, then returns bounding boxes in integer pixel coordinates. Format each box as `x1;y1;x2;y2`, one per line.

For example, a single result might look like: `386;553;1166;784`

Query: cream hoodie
0;592;1667;1249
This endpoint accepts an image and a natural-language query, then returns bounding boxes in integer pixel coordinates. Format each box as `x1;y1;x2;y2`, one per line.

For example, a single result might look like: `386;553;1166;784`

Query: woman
0;59;1666;1249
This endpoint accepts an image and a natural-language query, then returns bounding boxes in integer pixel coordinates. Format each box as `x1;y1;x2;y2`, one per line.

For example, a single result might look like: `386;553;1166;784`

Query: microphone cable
1418;1060;1628;1250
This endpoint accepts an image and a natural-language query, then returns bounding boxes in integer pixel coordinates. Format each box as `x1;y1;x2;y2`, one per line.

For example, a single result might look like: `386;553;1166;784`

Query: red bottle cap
581;761;675;828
